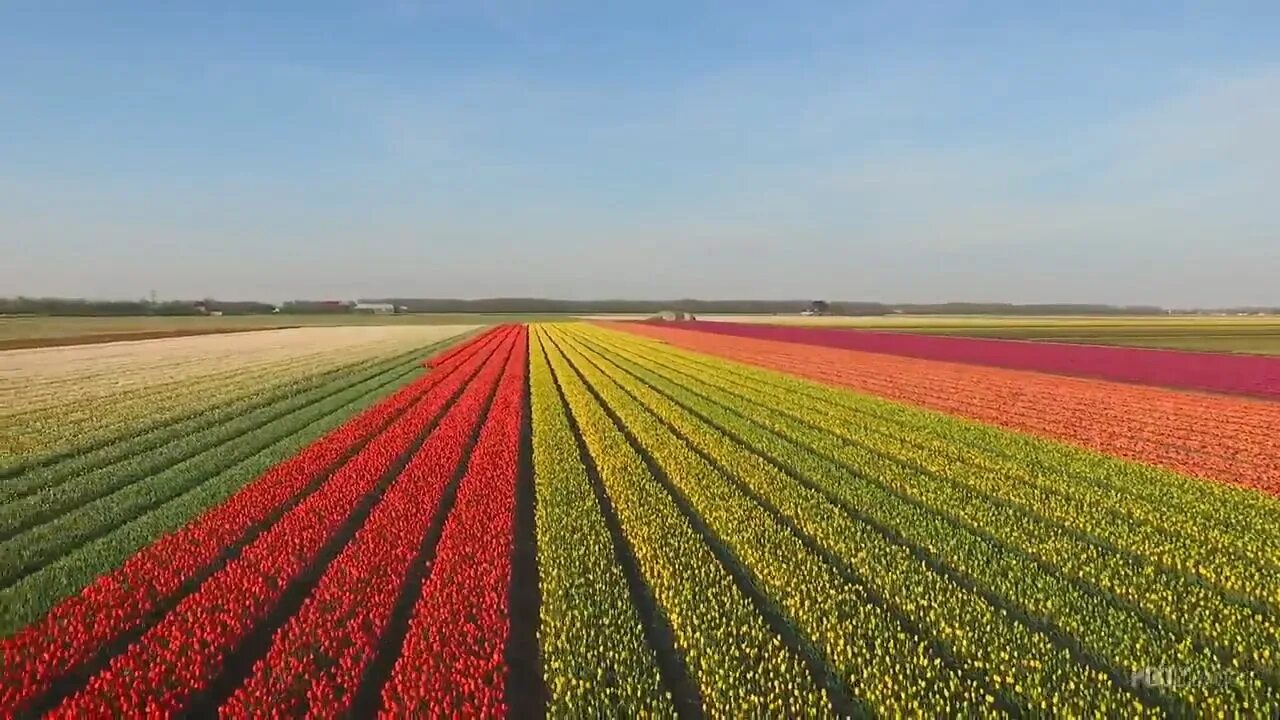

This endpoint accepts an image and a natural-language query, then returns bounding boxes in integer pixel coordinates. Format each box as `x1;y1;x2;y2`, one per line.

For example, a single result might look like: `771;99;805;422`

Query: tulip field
3;320;1279;717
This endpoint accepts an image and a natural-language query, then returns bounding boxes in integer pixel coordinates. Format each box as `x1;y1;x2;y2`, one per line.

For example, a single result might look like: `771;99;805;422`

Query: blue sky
3;1;1277;305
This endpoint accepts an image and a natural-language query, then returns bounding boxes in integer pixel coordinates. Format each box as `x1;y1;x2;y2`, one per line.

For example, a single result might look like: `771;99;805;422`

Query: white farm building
352;302;396;314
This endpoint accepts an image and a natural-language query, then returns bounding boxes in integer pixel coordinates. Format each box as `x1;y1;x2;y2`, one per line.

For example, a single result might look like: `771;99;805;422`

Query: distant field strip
662;319;1280;398
617;322;1280;496
544;323;1280;715
0;326;476;469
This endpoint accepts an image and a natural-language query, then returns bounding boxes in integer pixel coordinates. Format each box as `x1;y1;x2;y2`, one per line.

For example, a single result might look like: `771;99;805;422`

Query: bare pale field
0;325;476;466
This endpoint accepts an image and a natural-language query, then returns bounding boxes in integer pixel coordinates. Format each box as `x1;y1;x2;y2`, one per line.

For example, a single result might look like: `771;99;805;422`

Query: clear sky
3;1;1277;306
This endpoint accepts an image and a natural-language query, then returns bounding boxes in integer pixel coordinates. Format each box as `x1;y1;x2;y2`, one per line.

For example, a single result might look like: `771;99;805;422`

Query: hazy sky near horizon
3;2;1278;306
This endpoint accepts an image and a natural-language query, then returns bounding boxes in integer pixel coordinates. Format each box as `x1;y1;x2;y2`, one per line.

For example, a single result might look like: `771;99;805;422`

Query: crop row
546;326;996;715
223;327;519;717
2;352;346;465
0;356;422;638
2;326;473;469
631;323;1280;455
0;349;447;596
607;334;1280;623
665;318;1280;399
2;325;460;404
0;328;502;716
553;327;1150;714
379;326;528;715
569;324;1280;714
626;327;1280;550
0;346;448;543
0;341;444;502
528;330;672;717
52;328;514;716
0;359;420;632
536;326;835;717
5;351;317;416
598;329;1280;672
618;322;1280;496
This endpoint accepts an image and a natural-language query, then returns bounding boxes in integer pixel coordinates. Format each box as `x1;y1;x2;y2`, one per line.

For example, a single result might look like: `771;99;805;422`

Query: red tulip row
379;328;528;716
43;328;516;717
0;330;504;717
425;326;506;368
220;328;520;717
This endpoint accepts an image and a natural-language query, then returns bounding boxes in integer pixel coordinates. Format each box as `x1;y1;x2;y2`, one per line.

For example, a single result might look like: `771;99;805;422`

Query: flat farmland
705;314;1280;354
0;313;578;350
2;321;1277;716
0;325;478;470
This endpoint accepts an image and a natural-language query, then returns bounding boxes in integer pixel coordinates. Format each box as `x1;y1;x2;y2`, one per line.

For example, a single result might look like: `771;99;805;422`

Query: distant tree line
363;298;1176;316
3;295;1274;317
0;297;275;316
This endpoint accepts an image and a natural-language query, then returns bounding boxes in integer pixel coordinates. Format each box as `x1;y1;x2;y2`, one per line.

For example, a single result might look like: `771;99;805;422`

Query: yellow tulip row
536;326;834;718
554;325;1151;716
546;325;992;716
527;329;674;717
569;324;1280;715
